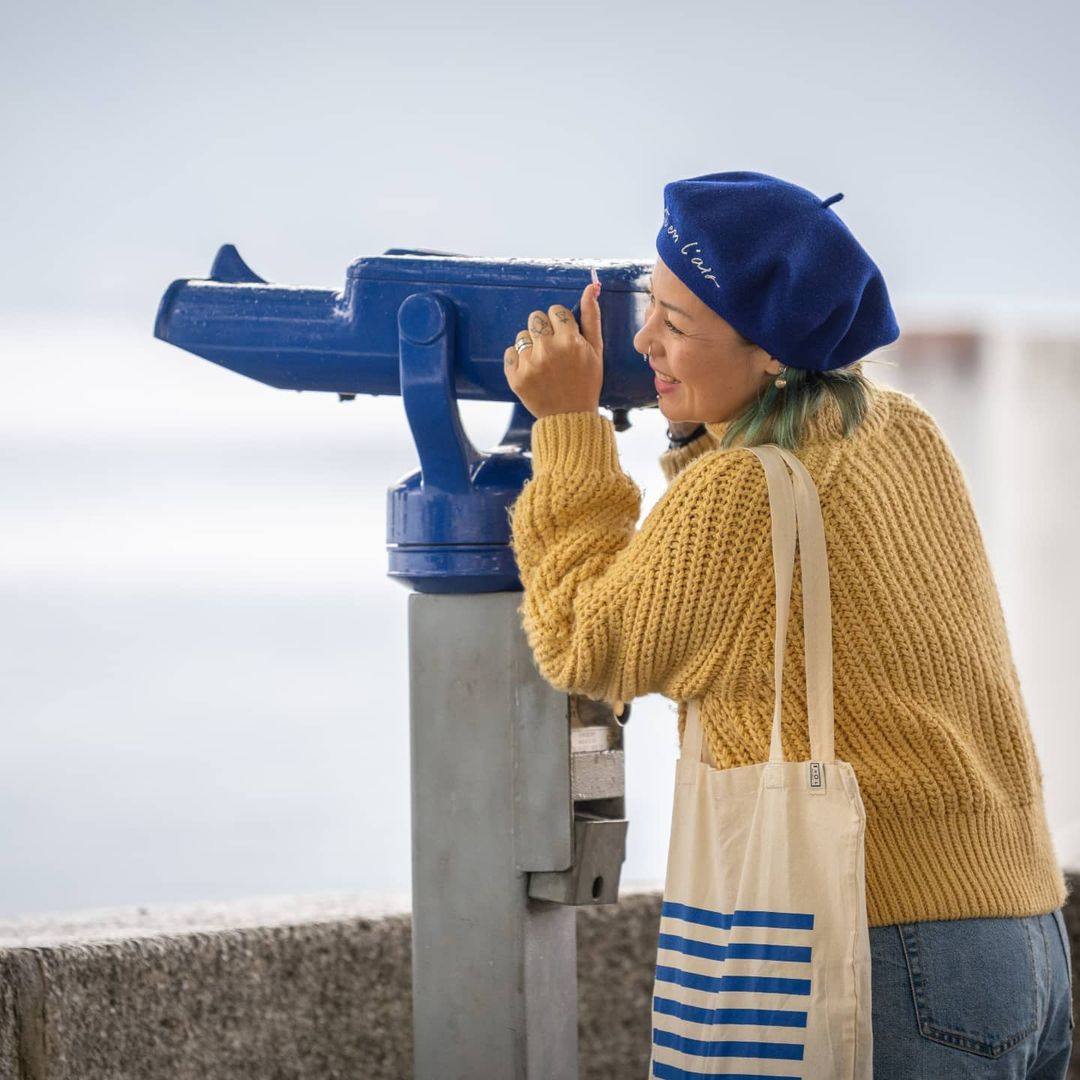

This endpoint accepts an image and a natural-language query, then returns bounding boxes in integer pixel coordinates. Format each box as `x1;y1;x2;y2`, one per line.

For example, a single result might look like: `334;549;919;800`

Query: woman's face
632;256;782;424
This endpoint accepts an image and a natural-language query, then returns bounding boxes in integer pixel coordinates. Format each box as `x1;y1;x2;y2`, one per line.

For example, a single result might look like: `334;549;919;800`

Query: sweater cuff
530;411;623;476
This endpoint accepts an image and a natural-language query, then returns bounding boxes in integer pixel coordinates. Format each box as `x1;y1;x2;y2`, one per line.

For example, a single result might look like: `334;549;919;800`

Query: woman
504;171;1074;1077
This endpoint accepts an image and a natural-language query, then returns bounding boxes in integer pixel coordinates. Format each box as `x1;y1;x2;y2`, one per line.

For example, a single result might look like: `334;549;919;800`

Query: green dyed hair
716;343;893;452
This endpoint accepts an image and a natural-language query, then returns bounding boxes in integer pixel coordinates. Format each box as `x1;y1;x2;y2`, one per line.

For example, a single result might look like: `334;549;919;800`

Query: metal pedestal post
409;590;627;1079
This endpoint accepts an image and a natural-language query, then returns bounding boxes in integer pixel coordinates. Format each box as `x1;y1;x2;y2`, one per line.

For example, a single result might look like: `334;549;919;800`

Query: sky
2;0;1078;328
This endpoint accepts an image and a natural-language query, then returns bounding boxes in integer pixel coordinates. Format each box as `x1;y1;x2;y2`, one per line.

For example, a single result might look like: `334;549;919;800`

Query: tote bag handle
746;444;836;765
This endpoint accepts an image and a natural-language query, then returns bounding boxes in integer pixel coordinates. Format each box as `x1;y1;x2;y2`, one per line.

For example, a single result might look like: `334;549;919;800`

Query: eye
646;291;685;336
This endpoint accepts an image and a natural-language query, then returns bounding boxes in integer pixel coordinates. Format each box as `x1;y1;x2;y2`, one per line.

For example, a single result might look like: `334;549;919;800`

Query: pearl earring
774;364;788;389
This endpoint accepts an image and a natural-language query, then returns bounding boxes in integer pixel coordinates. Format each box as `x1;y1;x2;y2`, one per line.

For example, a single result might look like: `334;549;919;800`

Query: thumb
579;283;603;356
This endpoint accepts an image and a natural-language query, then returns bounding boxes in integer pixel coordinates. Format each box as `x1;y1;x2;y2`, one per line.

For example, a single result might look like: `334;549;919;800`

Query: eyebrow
646;280;695;320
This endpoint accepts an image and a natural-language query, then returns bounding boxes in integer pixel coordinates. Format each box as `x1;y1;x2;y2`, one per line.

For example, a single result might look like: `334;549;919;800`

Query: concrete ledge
0;889;663;1079
2;883;1078;1079
0;891;426;1080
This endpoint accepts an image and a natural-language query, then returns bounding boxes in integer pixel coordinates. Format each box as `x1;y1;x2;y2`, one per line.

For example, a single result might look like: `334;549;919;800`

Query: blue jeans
871;907;1074;1078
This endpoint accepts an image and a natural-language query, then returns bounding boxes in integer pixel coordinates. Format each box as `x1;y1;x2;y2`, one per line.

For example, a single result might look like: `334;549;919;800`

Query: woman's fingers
504;336;533;381
579;283;603;358
547;303;578;340
513;333;534;364
505;299;601;416
527;311;554;341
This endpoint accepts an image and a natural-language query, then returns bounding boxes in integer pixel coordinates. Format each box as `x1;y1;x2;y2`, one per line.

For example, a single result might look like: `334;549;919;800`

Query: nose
633;305;660;358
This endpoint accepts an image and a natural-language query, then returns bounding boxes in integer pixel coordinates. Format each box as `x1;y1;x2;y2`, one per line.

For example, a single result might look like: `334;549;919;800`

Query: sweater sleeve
658;427;722;484
508;410;772;708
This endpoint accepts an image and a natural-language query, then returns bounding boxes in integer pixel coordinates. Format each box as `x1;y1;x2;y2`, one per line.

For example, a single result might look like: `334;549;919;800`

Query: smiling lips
651;364;680;384
653;367;680;396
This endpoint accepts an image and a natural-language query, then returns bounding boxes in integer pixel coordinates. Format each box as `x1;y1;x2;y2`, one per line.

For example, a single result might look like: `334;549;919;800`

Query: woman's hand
504;283;603;419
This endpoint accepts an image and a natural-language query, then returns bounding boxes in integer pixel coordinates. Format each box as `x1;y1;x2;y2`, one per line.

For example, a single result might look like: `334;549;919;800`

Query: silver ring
514;338;534;353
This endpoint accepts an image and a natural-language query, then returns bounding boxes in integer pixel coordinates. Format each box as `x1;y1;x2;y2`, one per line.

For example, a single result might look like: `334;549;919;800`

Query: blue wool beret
655;171;900;372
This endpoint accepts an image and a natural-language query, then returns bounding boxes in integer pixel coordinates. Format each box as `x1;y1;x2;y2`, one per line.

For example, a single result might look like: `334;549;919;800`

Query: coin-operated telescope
155;247;657;1078
156;245;656;590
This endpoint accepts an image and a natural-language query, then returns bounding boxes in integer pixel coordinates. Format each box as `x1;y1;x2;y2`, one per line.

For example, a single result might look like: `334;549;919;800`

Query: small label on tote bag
808;761;826;794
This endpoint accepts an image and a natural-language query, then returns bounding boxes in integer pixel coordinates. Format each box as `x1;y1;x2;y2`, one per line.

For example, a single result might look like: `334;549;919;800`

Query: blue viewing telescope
155;245;657;593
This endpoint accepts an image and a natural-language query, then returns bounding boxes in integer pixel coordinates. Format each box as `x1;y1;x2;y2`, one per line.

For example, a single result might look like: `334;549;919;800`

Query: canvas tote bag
647;443;872;1079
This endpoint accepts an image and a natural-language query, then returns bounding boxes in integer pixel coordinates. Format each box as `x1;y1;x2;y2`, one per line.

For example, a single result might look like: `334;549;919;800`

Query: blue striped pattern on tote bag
651;900;814;1079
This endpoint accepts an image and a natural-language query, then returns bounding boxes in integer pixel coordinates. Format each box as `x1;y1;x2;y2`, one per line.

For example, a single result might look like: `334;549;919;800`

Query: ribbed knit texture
508;377;1070;928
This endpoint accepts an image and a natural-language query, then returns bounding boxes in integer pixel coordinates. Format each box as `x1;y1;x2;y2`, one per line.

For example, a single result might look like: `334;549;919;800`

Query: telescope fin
209;244;266;284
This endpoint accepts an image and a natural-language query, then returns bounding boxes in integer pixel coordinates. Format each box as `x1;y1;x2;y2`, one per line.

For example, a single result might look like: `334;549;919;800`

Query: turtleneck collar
702;362;889;449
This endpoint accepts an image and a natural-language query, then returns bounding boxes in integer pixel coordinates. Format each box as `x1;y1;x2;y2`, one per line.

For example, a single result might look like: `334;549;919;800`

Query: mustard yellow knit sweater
508;376;1069;928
